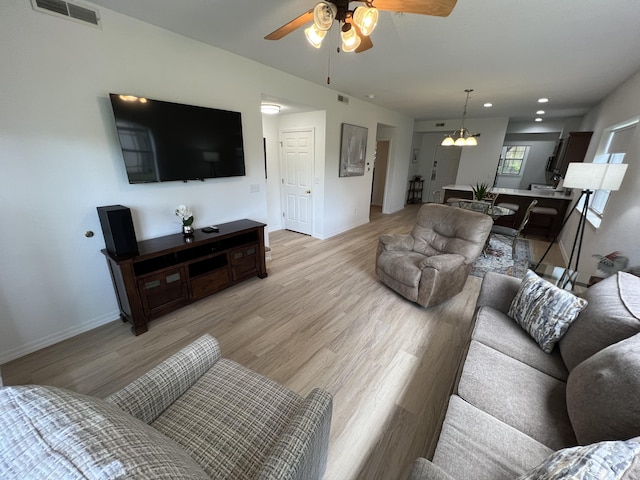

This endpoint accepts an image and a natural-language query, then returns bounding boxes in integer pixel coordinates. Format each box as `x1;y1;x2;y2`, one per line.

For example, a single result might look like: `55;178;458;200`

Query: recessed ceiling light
261;103;281;115
538;98;549;103
367;94;375;99
483;103;493;108
536;110;545;115
535;118;543;122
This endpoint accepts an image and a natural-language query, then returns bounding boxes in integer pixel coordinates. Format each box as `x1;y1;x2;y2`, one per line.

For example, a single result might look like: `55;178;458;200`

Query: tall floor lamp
534;162;628;276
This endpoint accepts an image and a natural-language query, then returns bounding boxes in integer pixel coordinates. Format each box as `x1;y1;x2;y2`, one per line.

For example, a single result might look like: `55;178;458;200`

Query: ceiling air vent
337;94;349;104
32;0;101;28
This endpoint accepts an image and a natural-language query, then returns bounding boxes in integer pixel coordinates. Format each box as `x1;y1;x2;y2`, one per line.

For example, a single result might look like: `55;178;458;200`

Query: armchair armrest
257;388;333;480
378;233;414;252
419;253;465;272
408;458;456;480
105;334;221;424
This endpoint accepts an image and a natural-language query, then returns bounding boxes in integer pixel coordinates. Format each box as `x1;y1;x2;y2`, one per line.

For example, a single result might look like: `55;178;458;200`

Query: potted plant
176;204;195;235
471;182;490;200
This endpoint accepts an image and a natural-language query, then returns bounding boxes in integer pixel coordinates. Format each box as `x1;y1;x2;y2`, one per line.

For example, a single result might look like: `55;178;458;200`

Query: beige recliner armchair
376;203;493;307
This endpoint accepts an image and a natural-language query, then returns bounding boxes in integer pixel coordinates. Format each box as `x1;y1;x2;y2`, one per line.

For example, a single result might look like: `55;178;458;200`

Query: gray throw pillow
508;270;588;353
517;440;640;480
566;332;640;445
0;385;209;479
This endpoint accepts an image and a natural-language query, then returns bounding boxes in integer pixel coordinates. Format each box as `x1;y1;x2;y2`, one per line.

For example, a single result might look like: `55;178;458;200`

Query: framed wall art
339;123;368;177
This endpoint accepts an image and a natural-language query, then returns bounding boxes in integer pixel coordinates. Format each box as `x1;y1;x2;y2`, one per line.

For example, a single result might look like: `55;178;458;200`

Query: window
497;145;529;175
579;118;637;227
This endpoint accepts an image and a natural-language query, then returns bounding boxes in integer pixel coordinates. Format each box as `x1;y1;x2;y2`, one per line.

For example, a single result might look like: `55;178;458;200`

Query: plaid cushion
107;334;221;424
0;385;209;479
152;358;303;479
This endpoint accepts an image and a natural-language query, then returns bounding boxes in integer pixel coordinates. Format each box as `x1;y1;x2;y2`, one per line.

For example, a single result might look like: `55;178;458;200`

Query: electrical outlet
250;184;259;193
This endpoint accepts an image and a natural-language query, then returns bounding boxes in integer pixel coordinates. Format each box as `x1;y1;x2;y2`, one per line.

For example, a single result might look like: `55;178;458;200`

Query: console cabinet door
137;267;189;317
230;243;258;282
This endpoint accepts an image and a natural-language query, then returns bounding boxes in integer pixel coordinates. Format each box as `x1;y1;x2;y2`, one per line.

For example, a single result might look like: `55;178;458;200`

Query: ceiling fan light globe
454;137;466;147
313;1;337;31
353;7;378;36
340;26;361;52
305;24;326;48
441;136;455;146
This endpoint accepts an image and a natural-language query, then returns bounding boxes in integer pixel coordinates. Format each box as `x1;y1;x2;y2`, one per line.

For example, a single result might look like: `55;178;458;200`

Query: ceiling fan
265;0;457;53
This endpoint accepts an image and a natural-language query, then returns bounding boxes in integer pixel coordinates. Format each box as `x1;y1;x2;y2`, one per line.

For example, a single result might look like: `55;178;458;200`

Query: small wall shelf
407;178;425;204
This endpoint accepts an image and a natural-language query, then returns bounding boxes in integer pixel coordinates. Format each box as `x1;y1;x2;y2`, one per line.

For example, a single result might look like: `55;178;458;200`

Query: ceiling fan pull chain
327;30;333;84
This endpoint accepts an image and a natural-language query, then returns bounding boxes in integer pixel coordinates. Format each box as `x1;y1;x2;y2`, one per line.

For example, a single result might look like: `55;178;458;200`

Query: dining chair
482;191;499;206
486;199;538;257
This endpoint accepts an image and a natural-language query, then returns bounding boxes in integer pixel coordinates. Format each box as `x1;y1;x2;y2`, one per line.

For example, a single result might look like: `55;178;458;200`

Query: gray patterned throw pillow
508;270;588;353
517;440;640;480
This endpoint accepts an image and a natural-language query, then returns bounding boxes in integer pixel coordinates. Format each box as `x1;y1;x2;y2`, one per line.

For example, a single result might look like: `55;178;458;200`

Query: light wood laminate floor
1;204;564;480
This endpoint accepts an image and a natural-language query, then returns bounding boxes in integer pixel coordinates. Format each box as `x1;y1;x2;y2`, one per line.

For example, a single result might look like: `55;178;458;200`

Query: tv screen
109;94;246;183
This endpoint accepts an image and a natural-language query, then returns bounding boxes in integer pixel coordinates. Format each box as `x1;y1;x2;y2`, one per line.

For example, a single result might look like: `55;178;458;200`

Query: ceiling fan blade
371;0;457;17
265;10;314;40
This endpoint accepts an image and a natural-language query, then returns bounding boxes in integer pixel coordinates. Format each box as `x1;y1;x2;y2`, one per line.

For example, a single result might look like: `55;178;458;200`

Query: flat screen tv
109;94;246;183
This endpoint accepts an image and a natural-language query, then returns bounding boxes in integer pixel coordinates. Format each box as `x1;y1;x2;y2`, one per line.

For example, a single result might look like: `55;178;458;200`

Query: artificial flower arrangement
175;204;194;231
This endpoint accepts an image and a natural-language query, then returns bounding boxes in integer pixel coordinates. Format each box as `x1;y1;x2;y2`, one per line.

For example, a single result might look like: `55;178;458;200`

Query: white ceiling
89;0;640;122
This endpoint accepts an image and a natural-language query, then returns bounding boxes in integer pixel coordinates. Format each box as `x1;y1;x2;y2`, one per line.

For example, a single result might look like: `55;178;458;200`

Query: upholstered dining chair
376;203;493;308
486;199;538;257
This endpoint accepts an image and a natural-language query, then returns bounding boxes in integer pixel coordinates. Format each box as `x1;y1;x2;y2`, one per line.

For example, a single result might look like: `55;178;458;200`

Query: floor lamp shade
563;163;628;191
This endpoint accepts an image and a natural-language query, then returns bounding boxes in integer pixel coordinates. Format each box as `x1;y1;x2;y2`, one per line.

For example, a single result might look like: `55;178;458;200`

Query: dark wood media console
102;219;267;335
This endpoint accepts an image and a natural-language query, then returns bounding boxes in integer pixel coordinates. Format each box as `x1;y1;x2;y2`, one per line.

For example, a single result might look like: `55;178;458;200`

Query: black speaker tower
97;205;138;256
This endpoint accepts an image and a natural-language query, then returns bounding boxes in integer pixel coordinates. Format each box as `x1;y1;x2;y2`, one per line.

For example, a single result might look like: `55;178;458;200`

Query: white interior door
427;146;462;201
280;129;314;235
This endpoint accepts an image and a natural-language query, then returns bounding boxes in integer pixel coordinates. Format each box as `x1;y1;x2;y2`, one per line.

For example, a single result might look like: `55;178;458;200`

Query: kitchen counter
442;185;574;237
443;184;572;200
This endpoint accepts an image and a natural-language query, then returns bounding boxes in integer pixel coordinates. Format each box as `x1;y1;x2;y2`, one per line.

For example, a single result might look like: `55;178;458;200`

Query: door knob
306;190;311;194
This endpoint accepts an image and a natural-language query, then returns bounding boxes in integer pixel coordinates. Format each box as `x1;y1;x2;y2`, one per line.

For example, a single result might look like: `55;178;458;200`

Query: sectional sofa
410;270;640;479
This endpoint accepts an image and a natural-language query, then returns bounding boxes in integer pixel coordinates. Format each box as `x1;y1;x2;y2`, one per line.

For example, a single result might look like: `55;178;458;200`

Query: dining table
454;200;515;220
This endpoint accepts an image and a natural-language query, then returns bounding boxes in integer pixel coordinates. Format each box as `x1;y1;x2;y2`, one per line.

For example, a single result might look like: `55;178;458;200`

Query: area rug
470;235;532;279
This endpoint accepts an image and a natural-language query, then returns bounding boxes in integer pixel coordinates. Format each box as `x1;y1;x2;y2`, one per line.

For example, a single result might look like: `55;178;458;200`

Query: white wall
0;1;414;363
558;69;640;275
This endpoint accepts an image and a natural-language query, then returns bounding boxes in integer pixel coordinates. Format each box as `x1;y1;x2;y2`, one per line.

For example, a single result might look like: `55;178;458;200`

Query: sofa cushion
0;385;209;480
566;332;640;445
472;305;569;381
152;358;303;479
432;395;553;480
517;440;640;480
560;272;640;371
508;270;588;353
457;340;576;450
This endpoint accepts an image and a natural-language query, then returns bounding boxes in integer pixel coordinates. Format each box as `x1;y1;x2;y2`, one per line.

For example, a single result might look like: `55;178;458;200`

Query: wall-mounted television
109;94;246;183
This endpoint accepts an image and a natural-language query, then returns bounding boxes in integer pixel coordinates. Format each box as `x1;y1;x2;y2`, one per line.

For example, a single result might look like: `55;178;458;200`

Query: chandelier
441;89;479;147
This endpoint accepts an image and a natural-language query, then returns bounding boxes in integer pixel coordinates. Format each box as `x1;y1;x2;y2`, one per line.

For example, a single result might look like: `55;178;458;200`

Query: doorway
280;128;314;235
426;146;461;202
371;140;389;207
